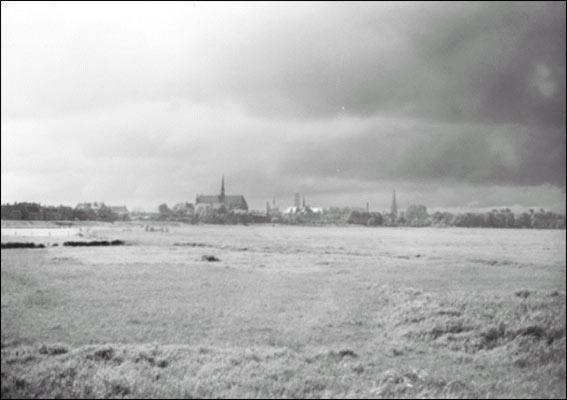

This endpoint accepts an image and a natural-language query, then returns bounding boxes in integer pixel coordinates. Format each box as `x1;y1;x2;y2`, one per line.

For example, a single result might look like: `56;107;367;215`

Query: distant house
109;206;130;220
284;206;322;215
195;176;248;211
283;194;322;215
196;195;248;211
76;202;104;212
284;206;300;214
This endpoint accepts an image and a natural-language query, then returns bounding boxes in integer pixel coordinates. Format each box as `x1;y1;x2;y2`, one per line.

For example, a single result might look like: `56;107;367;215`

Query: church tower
220;175;225;204
391;190;398;219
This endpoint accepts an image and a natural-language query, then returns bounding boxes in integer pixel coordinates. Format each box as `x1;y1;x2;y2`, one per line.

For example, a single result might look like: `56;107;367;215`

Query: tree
73;207;97;221
97;204;118;222
516;212;531;228
405;204;429;226
347;210;369;225
367;212;383;226
432;211;453;226
158;203;171;220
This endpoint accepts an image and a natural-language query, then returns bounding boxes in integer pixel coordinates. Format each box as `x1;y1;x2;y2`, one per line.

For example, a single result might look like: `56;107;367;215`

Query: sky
1;1;565;212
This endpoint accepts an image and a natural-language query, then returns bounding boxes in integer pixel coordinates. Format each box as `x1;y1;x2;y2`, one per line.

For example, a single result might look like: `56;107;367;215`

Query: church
195;176;248;211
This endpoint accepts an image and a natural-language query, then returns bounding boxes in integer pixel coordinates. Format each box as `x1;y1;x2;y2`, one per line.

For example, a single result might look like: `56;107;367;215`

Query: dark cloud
189;2;565;127
280;121;565;187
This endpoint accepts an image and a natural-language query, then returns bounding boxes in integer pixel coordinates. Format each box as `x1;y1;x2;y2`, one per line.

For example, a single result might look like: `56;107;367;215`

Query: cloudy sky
1;1;565;212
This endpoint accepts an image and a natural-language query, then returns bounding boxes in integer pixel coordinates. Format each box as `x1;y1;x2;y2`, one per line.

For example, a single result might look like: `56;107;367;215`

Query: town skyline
2;182;564;215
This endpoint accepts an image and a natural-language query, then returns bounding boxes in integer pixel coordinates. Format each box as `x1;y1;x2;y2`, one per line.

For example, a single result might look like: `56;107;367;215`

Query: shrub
1;242;45;249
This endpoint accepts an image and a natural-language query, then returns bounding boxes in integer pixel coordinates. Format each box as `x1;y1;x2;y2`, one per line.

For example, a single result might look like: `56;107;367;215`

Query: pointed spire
220;175;225;203
391;190;398;218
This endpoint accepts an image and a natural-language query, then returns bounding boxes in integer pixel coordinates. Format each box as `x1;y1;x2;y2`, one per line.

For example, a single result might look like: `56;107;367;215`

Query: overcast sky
1;1;565;212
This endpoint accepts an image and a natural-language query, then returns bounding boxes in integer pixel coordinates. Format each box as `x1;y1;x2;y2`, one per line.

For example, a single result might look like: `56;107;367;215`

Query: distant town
1;176;565;229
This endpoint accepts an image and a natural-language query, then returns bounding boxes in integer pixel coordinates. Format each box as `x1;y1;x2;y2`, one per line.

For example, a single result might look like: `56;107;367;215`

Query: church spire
220;175;225;203
391;190;398;218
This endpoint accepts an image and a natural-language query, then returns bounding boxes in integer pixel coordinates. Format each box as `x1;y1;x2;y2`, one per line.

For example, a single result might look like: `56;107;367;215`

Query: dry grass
1;225;565;398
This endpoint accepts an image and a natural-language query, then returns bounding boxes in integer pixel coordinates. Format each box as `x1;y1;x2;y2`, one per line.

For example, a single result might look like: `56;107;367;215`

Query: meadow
1;224;565;398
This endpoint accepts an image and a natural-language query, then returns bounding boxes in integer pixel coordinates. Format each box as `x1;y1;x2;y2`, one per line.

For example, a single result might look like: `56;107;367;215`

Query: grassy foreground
1;225;565;398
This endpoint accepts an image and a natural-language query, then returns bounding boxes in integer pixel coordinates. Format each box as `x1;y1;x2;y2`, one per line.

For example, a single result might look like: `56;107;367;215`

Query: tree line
340;206;565;229
1;201;565;229
267;205;565;229
0;202;126;222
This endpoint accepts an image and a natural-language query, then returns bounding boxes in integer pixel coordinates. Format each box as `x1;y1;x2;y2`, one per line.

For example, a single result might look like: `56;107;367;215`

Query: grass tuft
515;289;531;299
38;344;68;356
87;346;115;362
201;255;220;262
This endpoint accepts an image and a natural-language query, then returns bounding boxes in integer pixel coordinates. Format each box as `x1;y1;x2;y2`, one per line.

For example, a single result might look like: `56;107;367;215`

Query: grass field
1;224;565;398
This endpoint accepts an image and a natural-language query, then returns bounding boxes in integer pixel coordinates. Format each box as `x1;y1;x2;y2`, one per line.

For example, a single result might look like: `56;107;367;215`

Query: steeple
220;175;225;203
391;190;398;218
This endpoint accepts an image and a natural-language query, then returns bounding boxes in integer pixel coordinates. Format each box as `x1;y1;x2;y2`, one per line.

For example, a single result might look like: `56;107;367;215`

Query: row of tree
0;202;126;222
2;202;565;229
150;202;567;229
428;208;565;229
340;206;565;229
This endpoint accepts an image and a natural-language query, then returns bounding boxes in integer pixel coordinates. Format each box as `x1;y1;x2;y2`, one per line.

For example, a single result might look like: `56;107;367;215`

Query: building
266;197;281;217
284;206;300;214
283;193;322;215
195;176;248;211
76;202;103;212
109;206;130;220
